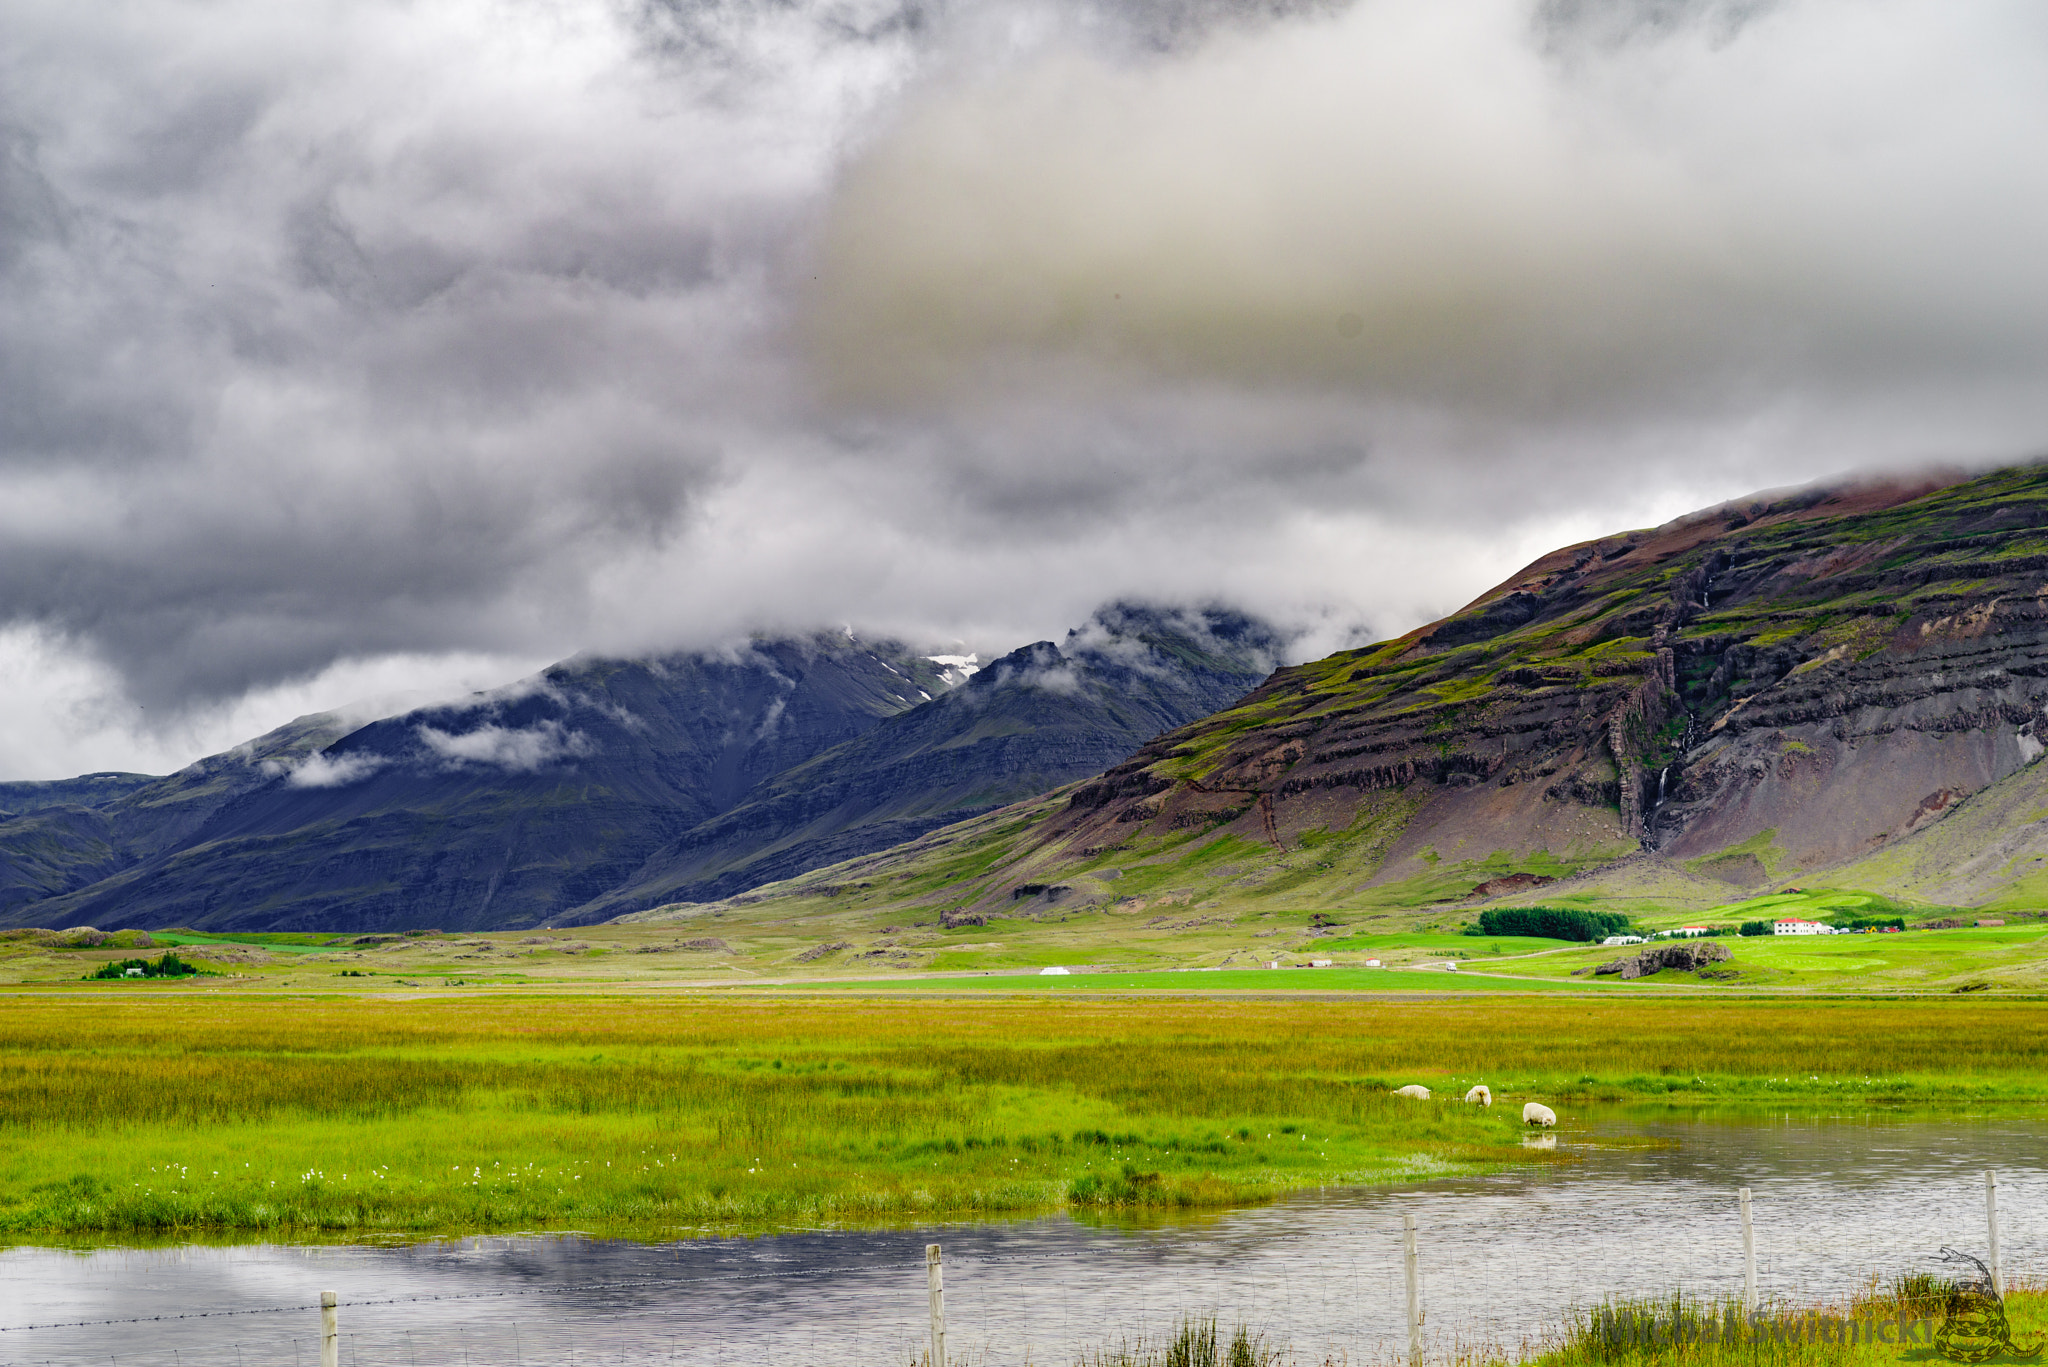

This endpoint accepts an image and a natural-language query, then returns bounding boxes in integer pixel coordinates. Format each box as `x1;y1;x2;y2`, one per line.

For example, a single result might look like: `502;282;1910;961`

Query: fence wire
1;1156;2041;1366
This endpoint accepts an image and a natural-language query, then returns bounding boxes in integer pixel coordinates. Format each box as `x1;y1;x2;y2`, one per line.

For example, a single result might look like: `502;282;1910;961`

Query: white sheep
1391;1084;1432;1100
1464;1085;1492;1106
1522;1101;1557;1127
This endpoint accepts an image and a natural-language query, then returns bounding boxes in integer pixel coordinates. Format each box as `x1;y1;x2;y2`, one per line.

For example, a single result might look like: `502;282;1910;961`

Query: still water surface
3;1109;2044;1365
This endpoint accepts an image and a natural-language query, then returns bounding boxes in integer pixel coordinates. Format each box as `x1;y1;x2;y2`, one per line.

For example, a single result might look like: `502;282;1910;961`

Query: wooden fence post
1987;1171;2004;1297
1403;1212;1423;1367
1739;1189;1756;1315
320;1291;338;1367
927;1243;947;1367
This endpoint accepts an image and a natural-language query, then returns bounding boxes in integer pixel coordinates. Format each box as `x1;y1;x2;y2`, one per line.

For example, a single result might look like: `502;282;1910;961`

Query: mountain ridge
655;464;2048;925
561;604;1281;918
0;606;1280;931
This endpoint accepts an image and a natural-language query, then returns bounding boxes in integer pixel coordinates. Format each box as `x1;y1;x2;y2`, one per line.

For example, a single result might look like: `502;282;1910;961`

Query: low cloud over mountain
5;0;2047;776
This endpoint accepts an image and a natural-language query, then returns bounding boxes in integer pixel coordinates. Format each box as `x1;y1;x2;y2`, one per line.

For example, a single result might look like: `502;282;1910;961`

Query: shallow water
3;1108;2045;1366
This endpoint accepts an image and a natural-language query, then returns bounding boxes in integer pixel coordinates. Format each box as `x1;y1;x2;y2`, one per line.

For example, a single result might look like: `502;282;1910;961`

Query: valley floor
6;895;2045;995
3;993;2046;1241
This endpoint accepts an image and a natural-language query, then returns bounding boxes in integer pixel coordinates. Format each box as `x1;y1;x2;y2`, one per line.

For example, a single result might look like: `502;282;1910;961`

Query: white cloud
810;0;2048;434
284;751;387;789
416;720;595;771
4;0;2047;779
0;623;539;779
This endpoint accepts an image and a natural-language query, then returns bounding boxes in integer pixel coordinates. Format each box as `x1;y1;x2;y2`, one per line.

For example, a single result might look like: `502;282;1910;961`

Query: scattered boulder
1595;941;1733;980
794;941;851;963
1523;1102;1557;1127
1464;1085;1492;1106
1391;1084;1432;1100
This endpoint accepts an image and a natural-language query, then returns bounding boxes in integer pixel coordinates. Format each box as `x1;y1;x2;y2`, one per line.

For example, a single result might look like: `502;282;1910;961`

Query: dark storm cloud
2;0;2046;776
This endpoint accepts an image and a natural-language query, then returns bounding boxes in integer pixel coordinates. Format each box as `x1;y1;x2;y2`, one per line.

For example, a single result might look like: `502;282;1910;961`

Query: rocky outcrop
1594;940;1733;978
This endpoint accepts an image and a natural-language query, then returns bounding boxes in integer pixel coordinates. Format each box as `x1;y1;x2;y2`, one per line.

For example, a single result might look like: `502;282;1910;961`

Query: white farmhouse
1772;919;1833;935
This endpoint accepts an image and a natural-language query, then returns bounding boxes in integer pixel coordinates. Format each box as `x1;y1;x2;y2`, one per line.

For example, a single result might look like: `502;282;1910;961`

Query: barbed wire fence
0;1169;2039;1367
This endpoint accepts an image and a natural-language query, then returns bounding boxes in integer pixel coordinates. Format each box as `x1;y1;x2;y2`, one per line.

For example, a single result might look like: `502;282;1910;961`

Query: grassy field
1491;925;2048;991
4;994;2047;1241
811;966;1626;992
7;901;2044;995
1080;1284;2048;1367
1504;1282;2048;1367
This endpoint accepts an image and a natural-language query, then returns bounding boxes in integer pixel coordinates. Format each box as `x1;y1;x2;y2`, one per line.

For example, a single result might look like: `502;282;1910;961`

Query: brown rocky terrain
721;463;2048;920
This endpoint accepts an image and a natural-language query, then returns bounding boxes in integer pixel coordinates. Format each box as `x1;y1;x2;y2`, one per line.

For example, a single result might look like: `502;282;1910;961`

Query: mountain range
18;464;2048;938
0;606;1277;931
675;464;2048;926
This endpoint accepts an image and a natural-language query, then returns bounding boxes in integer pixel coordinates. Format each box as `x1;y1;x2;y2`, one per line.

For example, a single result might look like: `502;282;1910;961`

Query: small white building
1601;934;1646;946
1038;966;1071;975
1673;926;1712;937
1365;958;1383;967
1772;919;1833;936
1444;961;1459;971
1309;958;1333;968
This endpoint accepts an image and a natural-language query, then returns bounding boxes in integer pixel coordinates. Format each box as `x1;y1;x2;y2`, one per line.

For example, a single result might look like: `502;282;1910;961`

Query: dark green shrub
85;951;200;981
1475;907;1632;942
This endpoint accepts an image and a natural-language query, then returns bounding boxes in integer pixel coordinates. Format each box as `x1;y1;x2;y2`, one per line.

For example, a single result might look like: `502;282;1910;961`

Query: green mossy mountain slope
675;465;2048;926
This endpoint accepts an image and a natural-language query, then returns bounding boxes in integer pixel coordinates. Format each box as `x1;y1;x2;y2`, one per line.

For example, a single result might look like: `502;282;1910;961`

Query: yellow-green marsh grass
1512;1279;2048;1367
4;996;2047;1239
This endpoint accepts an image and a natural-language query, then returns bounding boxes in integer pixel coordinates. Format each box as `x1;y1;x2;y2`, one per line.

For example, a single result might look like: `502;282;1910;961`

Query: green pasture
1313;932;1575;953
5;994;2048;1242
811;966;1623;992
1501;925;2048;991
151;931;351;954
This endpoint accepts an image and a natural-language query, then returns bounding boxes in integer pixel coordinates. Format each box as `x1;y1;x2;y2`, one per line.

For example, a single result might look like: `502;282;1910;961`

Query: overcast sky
4;0;2047;779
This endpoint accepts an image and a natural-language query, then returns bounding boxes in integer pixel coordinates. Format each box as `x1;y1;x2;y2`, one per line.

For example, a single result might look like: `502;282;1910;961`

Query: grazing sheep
1464;1085;1492;1106
1522;1102;1557;1127
1391;1085;1432;1100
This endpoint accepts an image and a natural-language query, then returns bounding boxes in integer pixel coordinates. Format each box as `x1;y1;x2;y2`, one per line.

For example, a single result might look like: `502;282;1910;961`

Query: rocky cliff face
763;465;2048;919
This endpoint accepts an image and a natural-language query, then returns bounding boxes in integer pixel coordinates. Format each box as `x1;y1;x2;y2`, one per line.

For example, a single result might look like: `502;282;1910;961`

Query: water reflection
1;1109;2043;1366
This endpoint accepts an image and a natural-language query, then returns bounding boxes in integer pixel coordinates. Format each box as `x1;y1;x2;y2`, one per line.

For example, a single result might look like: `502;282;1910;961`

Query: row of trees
1471;907;1634;942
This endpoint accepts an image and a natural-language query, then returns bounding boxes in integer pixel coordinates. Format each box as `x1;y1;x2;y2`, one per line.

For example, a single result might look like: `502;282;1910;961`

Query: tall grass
1;996;2043;1237
1533;1279;2047;1367
1076;1319;1277;1367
